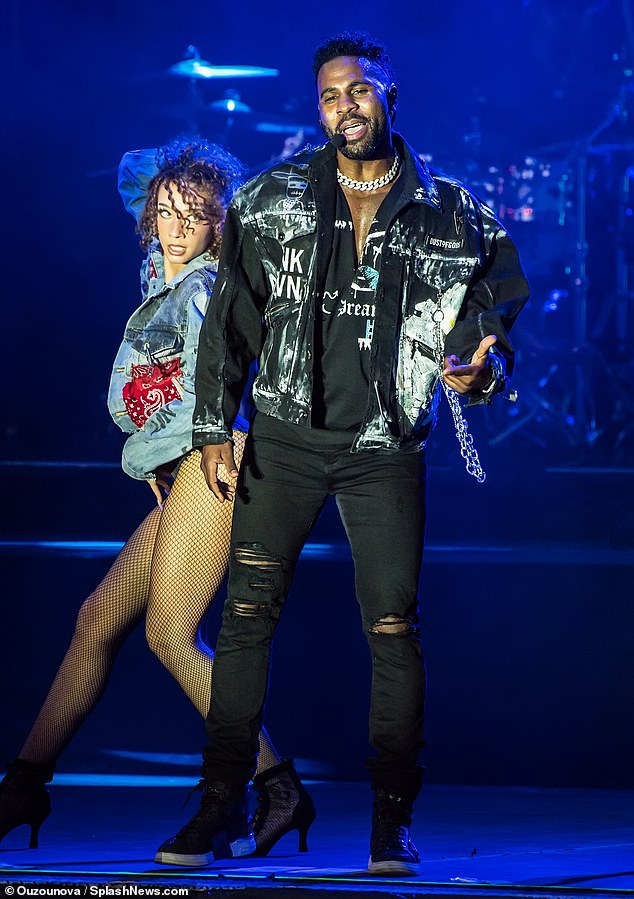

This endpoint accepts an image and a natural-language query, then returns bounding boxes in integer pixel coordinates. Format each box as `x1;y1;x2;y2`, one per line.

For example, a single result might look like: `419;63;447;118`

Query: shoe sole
367;856;420;876
154;835;256;868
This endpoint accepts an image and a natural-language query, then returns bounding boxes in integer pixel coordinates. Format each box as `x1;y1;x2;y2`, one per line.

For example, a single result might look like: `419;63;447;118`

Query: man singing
156;31;528;875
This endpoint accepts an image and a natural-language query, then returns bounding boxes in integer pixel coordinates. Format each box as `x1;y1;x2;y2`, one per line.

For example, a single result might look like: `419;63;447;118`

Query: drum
463;156;576;339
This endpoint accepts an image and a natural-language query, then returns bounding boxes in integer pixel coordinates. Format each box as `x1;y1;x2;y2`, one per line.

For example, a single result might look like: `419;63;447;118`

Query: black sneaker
368;788;420;876
155;781;255;867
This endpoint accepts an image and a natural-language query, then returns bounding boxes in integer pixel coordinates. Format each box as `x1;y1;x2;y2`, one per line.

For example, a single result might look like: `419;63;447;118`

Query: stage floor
1;781;633;897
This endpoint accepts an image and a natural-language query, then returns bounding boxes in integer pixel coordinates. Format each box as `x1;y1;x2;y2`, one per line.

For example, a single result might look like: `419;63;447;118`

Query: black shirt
312;182;399;430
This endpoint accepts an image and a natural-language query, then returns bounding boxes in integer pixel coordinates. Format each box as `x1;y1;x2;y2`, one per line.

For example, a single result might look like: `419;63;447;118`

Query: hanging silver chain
432;308;486;484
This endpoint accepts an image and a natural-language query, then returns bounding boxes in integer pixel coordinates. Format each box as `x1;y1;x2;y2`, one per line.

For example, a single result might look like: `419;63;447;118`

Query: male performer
156;31;528;875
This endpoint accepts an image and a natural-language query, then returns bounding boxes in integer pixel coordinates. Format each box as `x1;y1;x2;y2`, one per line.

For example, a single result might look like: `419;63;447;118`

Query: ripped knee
230;599;271;618
234;542;281;575
228;542;285;617
368;613;419;637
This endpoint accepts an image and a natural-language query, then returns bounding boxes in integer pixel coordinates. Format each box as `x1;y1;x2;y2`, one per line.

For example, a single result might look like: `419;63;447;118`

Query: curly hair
312;31;395;85
139;139;245;257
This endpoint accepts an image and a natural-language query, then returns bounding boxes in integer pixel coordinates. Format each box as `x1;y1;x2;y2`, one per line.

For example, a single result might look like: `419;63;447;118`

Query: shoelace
174;780;233;833
175;794;230;838
377;823;410;852
180;778;204;810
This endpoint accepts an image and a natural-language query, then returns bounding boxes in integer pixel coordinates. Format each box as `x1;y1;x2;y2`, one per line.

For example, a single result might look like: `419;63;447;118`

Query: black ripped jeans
203;413;427;801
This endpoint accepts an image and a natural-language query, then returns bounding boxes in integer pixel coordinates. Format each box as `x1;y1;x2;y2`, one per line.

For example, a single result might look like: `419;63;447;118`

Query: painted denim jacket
107;250;218;480
193;135;529;454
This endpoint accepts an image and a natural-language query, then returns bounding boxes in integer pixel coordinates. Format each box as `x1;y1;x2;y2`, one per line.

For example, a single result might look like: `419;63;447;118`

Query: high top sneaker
368;786;420;876
155;780;255;867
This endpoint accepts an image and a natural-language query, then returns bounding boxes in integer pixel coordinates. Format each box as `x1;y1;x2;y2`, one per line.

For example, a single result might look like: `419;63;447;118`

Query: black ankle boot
0;759;53;848
368;786;420;876
251;758;316;857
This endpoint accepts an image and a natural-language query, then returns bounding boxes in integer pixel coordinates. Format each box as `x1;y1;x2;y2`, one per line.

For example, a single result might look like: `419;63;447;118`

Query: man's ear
387;84;398;121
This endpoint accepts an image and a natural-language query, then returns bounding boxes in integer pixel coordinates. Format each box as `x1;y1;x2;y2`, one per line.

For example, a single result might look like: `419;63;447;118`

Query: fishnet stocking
19;507;161;763
145;440;279;772
19;436;279;775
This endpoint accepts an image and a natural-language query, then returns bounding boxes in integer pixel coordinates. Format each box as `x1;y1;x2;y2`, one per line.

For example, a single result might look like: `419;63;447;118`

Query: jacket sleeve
193;203;267;446
443;195;529;378
117;149;159;224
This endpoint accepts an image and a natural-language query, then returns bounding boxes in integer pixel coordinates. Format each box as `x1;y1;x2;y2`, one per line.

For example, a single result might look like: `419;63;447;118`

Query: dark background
2;0;633;789
2;0;632;460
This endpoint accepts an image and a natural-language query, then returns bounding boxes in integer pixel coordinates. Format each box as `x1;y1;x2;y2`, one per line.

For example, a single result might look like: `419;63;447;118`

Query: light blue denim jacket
111;149;247;480
107;251;219;480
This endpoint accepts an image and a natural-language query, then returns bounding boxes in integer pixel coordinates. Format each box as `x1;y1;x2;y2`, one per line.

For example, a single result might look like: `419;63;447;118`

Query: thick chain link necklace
337;151;400;192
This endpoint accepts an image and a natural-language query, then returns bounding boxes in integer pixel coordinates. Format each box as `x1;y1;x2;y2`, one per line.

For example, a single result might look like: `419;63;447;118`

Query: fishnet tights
19;436;279;775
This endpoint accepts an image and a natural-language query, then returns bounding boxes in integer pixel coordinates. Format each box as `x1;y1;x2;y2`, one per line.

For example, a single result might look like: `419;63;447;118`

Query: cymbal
169;58;279;79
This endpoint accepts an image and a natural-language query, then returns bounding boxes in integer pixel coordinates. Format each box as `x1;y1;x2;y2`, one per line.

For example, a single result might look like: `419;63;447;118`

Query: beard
321;110;390;160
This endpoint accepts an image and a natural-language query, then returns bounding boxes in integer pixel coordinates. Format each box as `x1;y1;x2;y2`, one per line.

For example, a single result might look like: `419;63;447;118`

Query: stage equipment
457;93;634;458
208;95;253;115
168;46;279;80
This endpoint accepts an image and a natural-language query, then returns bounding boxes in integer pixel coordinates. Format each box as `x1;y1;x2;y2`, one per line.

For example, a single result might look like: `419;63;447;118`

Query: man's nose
337;94;358;116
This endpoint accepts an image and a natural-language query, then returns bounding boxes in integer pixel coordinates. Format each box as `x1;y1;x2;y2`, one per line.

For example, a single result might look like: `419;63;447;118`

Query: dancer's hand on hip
147;467;173;510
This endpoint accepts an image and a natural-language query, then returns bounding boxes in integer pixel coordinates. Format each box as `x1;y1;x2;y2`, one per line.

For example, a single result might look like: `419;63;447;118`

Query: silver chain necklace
337;151;400;192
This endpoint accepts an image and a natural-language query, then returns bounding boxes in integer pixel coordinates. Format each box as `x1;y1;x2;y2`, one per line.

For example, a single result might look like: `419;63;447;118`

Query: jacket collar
300;132;442;211
395;134;443;210
146;248;218;300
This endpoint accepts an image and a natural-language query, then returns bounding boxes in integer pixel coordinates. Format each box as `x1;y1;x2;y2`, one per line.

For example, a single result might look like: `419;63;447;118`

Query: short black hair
312;31;395;85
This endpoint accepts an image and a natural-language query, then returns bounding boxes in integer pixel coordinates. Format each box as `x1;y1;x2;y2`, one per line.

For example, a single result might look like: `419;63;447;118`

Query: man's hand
443;335;498;395
200;442;239;503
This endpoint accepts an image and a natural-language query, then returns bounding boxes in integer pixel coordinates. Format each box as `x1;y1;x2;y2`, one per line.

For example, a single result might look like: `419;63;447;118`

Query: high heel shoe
0;759;53;848
251;758;316;857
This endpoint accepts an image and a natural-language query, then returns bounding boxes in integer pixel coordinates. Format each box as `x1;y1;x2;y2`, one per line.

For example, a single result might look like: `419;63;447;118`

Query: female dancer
0;140;314;857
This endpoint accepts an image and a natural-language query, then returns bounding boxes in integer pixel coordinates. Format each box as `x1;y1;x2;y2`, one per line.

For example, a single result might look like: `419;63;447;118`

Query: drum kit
164;45;316;149
448;94;634;459
165;46;634;458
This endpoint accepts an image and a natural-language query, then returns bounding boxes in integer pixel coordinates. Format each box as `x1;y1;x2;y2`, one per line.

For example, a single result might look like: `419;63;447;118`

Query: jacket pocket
253;198;317;244
127;325;185;363
402;247;478;319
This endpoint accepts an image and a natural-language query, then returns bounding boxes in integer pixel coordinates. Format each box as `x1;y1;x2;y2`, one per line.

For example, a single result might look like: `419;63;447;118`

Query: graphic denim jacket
193;136;529;454
108;250;218;480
